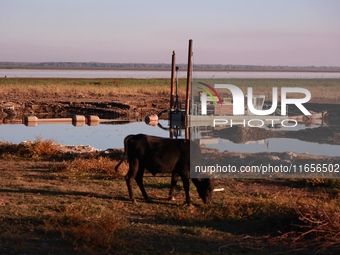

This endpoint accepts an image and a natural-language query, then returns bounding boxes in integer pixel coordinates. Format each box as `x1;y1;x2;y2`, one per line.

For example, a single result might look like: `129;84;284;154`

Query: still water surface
0;120;177;150
0;120;339;156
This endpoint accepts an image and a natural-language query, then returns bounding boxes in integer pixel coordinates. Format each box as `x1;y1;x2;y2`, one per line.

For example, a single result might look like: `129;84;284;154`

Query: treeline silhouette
1;62;339;71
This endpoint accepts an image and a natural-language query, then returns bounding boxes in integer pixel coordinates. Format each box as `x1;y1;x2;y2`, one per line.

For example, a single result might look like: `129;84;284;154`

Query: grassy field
193;78;340;103
0;78;179;99
1;77;339;103
0;140;340;254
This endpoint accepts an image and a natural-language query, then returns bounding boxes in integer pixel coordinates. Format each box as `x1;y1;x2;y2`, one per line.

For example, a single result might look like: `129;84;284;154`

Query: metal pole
185;39;193;116
175;66;179;111
170;51;176;110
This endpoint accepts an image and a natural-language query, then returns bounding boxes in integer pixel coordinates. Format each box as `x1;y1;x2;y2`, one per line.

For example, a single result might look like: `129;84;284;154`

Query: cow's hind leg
125;175;137;203
125;159;139;203
168;174;179;201
135;167;151;203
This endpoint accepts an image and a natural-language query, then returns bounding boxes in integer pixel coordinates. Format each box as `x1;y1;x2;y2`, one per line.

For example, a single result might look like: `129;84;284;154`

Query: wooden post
185;39;193;116
185;126;190;140
170;51;176;110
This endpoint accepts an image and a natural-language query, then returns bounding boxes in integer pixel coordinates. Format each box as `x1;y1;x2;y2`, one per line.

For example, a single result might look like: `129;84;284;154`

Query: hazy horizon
2;61;340;69
1;0;339;66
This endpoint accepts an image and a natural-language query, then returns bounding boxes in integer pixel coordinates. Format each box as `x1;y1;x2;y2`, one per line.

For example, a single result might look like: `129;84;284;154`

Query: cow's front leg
181;177;191;206
135;168;151;202
168;174;179;201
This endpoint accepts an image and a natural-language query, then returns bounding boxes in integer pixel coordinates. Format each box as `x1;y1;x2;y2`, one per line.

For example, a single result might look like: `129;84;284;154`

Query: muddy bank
0;97;169;122
200;149;340;179
2;95;340;123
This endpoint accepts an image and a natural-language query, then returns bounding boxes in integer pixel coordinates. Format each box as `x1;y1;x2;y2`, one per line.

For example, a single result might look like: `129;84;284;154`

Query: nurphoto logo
193;83;312;128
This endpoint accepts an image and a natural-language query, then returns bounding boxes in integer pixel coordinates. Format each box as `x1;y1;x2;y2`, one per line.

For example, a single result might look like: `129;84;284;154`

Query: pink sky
1;0;339;66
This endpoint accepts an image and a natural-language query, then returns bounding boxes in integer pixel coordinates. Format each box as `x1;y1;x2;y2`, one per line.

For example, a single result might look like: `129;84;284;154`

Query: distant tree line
0;62;339;71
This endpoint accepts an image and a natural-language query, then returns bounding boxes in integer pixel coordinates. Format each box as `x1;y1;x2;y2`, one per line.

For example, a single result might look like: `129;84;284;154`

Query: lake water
1;69;340;79
0;120;179;150
0;120;339;156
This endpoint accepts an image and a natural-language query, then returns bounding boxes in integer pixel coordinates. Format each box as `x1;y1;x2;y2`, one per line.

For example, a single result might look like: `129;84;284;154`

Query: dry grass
0;78;186;99
1;152;340;254
59;156;128;177
0;137;60;159
291;193;340;253
2;77;339;103
258;189;340;253
193;78;340;103
43;202;126;252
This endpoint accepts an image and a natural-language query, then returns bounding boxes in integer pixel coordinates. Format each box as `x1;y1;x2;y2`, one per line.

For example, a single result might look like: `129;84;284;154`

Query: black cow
115;134;213;205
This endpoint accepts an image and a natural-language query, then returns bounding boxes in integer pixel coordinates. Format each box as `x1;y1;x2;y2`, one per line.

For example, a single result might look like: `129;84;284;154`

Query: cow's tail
114;135;133;172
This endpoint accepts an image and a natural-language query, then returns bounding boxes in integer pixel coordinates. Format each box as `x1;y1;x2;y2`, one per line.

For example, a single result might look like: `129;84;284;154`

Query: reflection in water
0;120;339;156
0;120;178;150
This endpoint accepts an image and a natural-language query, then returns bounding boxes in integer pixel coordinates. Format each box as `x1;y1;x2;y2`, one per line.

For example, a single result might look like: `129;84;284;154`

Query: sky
1;0;339;66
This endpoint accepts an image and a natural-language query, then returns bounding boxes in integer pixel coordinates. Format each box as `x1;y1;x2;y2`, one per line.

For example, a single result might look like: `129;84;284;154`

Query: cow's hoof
132;199;138;204
180;203;194;208
168;196;175;201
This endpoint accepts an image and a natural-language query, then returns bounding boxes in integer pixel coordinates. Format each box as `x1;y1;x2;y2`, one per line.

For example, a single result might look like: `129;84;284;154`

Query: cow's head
193;178;213;204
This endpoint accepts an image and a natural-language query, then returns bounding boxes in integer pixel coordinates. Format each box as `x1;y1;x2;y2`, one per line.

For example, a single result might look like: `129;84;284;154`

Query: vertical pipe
175;66;179;111
170;51;176;110
185;39;193;116
184;125;189;140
